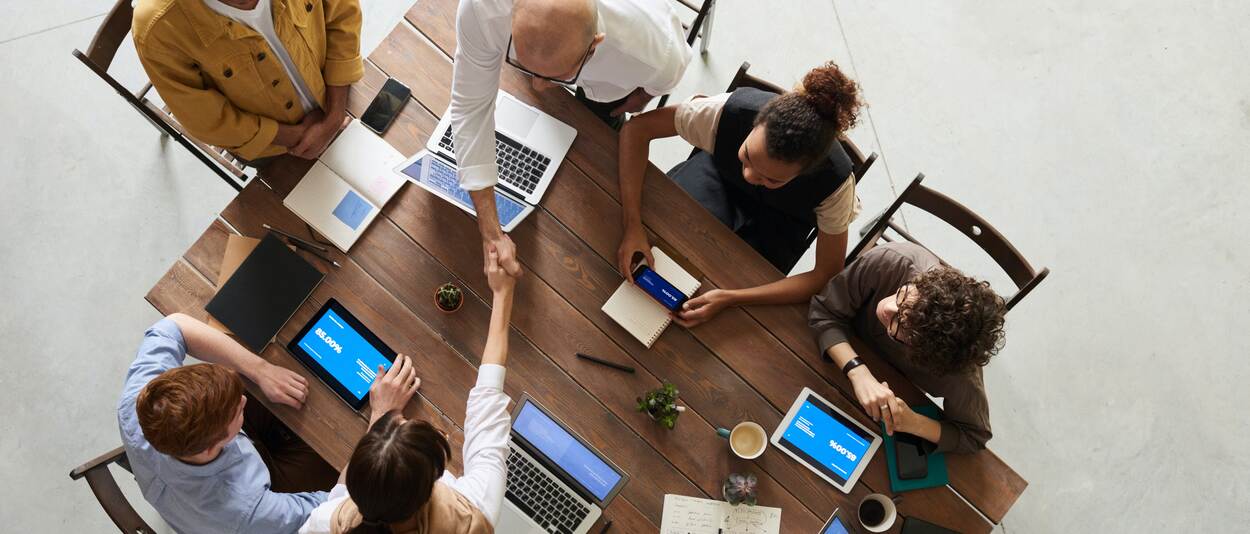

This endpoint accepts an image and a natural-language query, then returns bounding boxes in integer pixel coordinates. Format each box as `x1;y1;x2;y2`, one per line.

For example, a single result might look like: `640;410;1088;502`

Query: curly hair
755;61;862;168
898;268;1007;376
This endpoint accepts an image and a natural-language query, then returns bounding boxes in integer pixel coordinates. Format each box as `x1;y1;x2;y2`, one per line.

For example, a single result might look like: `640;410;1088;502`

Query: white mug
716;422;768;460
857;493;898;532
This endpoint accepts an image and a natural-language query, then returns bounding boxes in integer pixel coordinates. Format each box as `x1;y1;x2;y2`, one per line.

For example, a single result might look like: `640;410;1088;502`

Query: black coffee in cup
859;499;886;527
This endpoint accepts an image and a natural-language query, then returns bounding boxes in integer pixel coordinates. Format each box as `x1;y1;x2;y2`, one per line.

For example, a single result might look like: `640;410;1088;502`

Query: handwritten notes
660;495;782;534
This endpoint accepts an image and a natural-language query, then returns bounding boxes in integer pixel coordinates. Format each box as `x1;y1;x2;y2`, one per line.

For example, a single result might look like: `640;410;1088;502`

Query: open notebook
602;247;701;348
284;120;406;252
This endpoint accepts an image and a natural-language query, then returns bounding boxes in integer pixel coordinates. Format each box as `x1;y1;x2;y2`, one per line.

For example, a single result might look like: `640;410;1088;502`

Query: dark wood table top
145;3;1025;532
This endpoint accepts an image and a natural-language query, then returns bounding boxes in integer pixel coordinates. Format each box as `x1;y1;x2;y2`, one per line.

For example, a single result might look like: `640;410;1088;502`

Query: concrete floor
2;1;1247;532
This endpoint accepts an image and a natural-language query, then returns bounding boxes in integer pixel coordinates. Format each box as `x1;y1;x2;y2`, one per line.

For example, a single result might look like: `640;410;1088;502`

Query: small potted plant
722;473;758;506
434;282;464;313
636;382;685;429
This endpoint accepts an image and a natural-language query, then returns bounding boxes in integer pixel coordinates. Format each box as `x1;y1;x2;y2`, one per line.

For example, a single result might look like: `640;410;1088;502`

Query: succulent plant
435;283;464;312
722;472;758;506
636;382;684;429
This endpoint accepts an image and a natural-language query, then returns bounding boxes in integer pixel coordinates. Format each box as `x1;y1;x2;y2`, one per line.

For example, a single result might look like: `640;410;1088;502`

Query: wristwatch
841;357;864;376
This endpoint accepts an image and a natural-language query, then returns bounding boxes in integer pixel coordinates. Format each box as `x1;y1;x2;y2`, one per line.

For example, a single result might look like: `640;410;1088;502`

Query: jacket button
285;101;293;109
223;68;233;78
257;52;267;61
305;3;312;11
271;79;280;87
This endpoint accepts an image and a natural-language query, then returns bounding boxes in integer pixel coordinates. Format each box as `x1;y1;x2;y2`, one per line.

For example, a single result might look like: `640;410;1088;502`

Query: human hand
616;225;653;280
674;289;734;328
849;369;896;428
485;250;516;295
610;88;653;117
290;111;346;159
882;395;922;436
368;354;421;422
253;361;309;409
484;234;523;278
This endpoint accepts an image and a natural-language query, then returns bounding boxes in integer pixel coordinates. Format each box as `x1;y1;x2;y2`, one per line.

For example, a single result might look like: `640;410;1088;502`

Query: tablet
286;299;397;410
819;508;852;534
771;387;881;493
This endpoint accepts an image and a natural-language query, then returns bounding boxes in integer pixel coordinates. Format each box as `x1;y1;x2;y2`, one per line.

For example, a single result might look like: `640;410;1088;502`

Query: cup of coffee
715;422;768;460
857;493;898;533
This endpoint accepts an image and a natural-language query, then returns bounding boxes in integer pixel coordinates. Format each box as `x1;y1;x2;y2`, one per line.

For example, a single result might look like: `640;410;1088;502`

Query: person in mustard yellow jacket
133;0;363;162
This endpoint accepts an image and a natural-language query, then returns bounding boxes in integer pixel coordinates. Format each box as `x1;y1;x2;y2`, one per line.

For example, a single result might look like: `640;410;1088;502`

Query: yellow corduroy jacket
133;0;363;160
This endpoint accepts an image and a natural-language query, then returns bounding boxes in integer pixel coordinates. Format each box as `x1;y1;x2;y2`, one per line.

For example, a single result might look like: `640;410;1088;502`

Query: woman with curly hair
809;242;1007;453
616;61;864;327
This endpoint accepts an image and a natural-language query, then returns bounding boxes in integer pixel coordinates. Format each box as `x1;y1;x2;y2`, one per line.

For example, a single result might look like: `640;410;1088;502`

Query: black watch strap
841;357;864;375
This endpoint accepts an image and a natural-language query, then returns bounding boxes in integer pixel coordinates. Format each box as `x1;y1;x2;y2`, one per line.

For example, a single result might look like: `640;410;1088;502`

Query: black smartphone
631;263;689;312
361;78;411;134
895;431;930;480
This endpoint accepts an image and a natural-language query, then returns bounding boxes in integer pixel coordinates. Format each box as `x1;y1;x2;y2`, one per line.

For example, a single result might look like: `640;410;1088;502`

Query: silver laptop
428;91;576;206
499;394;629;534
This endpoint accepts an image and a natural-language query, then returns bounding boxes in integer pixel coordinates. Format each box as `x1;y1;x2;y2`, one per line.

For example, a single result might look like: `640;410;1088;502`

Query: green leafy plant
434;283;464;312
722;472;758;506
637;382;684;429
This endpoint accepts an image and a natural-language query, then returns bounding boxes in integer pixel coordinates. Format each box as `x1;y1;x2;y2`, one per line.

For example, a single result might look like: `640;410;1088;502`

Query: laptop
499;394;629;534
397;91;576;231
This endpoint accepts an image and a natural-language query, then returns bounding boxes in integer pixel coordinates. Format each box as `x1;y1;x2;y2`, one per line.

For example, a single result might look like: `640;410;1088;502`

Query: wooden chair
68;446;157;534
72;0;252;191
848;173;1049;311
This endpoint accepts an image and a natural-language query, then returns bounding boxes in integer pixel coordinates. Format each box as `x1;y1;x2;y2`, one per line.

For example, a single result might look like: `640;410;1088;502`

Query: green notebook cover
881;404;949;492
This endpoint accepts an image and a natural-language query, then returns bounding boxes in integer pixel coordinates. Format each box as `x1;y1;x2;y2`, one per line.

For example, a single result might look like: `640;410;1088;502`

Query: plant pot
434;286;463;313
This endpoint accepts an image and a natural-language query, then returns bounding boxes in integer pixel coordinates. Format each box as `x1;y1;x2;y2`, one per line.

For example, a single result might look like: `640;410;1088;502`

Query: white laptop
499;394;629;534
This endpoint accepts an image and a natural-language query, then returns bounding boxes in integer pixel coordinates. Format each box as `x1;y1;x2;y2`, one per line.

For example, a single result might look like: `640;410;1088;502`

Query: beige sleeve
672;92;732;153
814;175;861;235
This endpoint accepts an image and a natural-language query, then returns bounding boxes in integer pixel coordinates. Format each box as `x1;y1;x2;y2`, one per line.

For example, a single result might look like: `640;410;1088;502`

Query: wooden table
145;2;1026;531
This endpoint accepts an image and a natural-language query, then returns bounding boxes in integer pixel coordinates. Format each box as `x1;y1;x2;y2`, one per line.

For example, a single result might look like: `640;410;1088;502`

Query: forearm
273;123;303;147
166;313;267;381
910;415;943;444
721;270;832;308
322;84;349;121
469;188;502;239
481;291;514;366
618;124;650;229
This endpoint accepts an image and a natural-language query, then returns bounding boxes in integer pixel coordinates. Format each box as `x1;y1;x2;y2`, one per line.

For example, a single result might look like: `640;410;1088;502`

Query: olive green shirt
808;242;992;453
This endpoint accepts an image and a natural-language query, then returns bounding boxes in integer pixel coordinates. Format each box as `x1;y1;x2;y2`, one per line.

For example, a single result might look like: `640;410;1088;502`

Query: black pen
292;240;342;268
576;353;635;374
263;224;330;253
597;520;613;534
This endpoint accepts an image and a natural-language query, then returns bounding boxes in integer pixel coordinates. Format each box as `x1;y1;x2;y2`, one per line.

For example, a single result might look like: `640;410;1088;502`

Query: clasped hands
288;108;347;159
846;366;923;436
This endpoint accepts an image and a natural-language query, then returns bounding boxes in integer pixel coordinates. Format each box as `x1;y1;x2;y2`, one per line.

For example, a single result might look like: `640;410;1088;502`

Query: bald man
450;0;691;278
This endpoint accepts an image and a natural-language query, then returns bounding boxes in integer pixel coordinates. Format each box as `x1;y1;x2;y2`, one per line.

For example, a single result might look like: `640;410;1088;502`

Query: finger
287;377;308;397
863;399;880;422
398;356;416;384
673;315;697;328
408;377;422;394
273;389;301;409
374;365;387;385
644;249;655;268
881;400;895;434
285;383;307;404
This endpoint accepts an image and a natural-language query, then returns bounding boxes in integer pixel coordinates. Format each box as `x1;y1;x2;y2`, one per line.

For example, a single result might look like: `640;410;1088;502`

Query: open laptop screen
513;400;623;501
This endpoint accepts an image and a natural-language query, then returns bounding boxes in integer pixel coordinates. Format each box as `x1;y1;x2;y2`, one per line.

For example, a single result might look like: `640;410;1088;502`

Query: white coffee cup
716;422;768;460
857;493;898;532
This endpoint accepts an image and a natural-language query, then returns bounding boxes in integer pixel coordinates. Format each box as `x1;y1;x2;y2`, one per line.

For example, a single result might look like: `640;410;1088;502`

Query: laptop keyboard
402;155;528;226
506;446;592;534
438;127;551;195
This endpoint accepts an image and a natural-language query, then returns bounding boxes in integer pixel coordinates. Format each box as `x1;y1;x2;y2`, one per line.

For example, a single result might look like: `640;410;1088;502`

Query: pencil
263;224;330;253
291;240;342;268
598;520;613;534
576;353;635;374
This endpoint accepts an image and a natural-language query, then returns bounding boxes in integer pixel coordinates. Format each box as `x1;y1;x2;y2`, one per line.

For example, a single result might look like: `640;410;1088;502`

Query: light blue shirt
117;319;327;534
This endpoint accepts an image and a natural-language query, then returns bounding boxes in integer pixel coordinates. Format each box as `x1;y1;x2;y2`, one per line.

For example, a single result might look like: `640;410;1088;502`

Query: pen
263;224;330;253
292;240;342;268
597;520;612;534
577;352;635;374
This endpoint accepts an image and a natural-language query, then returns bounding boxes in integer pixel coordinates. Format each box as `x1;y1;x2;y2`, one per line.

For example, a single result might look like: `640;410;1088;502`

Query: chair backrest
69;446;157;534
72;0;250;191
673;0;716;46
847;173;1050;311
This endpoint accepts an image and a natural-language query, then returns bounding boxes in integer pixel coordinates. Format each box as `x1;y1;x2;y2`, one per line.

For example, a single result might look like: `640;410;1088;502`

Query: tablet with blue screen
771;387;882;493
819;508;851;534
286;299;397;410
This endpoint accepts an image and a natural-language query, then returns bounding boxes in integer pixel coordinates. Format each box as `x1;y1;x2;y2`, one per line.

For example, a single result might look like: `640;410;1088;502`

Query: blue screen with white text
514;401;622;501
822;516;850;534
780;398;873;484
296;308;391;400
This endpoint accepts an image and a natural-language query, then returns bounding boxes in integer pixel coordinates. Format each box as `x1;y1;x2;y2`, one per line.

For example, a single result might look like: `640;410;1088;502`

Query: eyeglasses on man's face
505;34;595;85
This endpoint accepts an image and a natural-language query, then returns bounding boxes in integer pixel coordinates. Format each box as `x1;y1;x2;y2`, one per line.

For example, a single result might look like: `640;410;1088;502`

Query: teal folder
881;404;949;492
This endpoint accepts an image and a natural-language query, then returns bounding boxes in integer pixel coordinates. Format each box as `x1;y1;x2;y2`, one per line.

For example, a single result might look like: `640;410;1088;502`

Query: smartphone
895;431;931;480
819;508;853;534
361;78;411;134
631;264;689;312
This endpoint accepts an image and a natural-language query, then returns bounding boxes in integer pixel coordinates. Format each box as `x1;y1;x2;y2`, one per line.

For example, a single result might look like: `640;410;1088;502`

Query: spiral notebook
602;247;700;348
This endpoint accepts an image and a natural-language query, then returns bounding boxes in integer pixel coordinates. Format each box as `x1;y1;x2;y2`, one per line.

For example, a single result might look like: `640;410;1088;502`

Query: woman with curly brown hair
809;242;1007;453
616;61;864;328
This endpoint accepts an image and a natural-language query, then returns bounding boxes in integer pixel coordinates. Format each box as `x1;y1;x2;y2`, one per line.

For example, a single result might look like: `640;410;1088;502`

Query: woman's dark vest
668;87;853;271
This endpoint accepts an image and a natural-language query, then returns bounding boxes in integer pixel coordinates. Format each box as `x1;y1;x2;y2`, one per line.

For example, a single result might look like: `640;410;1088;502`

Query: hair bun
800;62;862;132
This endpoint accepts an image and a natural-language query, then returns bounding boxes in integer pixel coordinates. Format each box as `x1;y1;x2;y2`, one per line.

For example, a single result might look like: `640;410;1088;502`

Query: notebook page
660;495;781;534
320;120;406;206
602;283;670;348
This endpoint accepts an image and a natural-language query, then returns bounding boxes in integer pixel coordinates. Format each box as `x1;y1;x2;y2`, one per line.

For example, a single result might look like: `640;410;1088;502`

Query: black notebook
205;233;324;351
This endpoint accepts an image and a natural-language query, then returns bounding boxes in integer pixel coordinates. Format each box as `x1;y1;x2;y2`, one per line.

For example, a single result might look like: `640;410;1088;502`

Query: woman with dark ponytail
617;61;865;327
299;252;518;534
